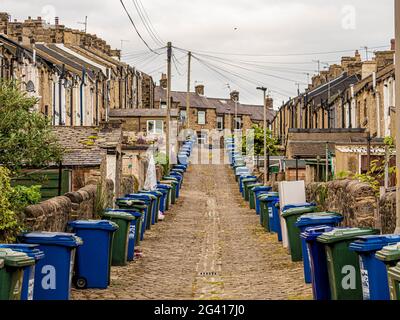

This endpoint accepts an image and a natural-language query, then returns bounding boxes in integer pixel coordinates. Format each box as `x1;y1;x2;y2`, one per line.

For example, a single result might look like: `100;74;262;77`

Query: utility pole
257;86;268;185
166;42;172;163
186;51;192;129
394;0;400;233
234;96;238;132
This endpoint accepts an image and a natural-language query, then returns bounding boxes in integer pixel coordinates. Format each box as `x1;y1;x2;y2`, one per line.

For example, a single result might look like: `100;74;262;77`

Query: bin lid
105;209;142;219
282;203;316;211
0;244;45;261
157;184;172;190
295;212;343;227
248;183;263;189
68;220;119;232
18;232;83;248
253;187;272;192
242;178;257;182
376;243;400;262
0;249;35;267
123;196;152;203
102;211;136;221
139;190;163;197
349;235;400;253
317;228;379;244
137;193;158;199
300;225;335;241
282;206;318;218
116;199;148;207
388;263;400;279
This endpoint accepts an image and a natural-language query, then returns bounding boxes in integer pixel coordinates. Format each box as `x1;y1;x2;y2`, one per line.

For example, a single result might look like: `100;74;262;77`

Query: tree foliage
0;80;63;172
242;125;279;156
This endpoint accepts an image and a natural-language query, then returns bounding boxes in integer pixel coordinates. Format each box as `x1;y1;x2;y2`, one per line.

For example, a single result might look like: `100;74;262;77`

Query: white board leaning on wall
278;181;307;249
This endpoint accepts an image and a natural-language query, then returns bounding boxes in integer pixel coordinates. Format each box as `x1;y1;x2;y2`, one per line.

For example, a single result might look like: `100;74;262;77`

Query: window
234;117;242;130
198;111;206;125
147;120;164;135
217;116;224;131
180;110;187;122
160;102;167;109
197;131;207;144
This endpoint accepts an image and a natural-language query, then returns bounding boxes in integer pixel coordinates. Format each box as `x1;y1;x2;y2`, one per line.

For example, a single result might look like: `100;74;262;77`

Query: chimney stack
195;84;205;96
266;97;274;110
230;90;239;102
160;73;167;89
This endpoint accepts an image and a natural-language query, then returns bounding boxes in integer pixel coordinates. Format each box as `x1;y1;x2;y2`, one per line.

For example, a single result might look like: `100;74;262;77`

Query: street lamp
257;86;268;185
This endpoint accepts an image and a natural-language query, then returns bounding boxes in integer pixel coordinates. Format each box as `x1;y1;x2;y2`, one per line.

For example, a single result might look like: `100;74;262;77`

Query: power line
136;0;165;45
189;51;308;85
131;0;164;47
119;0;160;54
180;44;391;58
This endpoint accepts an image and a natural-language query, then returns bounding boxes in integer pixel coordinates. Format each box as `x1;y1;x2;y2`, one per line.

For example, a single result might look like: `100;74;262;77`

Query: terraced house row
272;44;396;144
0;13;155;127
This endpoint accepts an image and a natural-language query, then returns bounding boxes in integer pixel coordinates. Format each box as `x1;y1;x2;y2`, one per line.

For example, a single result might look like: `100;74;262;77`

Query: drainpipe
80;68;86;126
59;64;65;126
95;78;99;125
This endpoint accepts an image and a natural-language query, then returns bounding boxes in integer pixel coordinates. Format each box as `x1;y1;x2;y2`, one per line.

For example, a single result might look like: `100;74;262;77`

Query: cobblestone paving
72;162;312;300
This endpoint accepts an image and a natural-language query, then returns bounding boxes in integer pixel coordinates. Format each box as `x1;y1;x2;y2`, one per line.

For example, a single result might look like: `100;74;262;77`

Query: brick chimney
266;97;274;110
160;73;167;89
230;90;239;101
195;84;205;96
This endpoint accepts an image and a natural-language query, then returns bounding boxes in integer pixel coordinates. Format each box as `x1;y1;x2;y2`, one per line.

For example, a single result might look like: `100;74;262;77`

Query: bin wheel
74;277;88;289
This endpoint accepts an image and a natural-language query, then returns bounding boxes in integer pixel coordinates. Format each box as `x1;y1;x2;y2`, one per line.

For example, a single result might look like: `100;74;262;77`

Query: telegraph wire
131;0;164;47
119;0;160;55
136;0;165;45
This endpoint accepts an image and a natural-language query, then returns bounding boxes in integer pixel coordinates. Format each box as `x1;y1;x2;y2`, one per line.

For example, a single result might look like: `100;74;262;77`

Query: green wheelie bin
248;183;263;210
102;211;135;266
243;179;258;201
160;180;177;205
317;228;379;300
376;243;400;300
0;249;35;300
387;262;400;300
116;199;148;241
259;193;279;232
281;207;330;262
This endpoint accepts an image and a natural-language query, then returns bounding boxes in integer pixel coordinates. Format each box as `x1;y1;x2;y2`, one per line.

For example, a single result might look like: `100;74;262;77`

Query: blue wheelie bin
253;186;273;215
18;232;83;300
301;226;335;300
270;199;281;240
157;184;173;211
0;244;44;300
125;194;155;231
156;188;169;213
68;220;119;289
296;213;344;284
349;234;400;300
140;190;163;224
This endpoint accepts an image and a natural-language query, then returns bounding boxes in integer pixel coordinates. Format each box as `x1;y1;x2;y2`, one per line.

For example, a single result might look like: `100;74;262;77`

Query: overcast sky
1;0;395;107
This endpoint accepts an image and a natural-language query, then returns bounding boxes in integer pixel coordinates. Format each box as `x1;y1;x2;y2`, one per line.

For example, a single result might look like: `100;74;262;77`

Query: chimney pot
195;84;205;96
55;17;59;25
230;90;239;102
160;73;167;89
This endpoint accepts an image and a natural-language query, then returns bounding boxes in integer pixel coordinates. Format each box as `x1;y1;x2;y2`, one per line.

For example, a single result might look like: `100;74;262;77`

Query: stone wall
306;179;379;229
22;180;114;233
380;191;396;234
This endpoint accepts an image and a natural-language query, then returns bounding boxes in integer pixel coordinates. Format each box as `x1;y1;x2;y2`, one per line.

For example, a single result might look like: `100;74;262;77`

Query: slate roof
52;126;122;167
155;86;276;122
109;108;179;118
306;72;361;107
